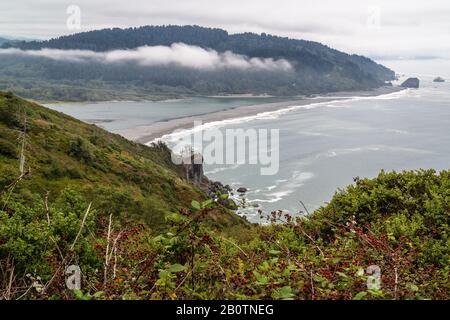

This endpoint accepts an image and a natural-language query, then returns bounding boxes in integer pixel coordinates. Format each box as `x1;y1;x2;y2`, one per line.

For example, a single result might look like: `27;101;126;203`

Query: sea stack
401;77;420;88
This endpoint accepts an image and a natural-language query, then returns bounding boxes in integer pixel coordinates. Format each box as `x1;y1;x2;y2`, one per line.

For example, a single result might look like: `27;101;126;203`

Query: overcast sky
1;0;449;59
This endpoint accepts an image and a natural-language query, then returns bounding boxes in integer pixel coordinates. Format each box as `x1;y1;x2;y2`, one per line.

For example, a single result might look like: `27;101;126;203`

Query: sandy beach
117;86;404;144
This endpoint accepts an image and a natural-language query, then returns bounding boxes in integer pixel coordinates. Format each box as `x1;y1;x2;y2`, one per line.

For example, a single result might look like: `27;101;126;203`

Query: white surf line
146;89;409;145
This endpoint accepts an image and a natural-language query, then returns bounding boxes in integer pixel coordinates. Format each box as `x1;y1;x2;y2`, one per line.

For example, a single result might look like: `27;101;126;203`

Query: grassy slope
0;91;244;231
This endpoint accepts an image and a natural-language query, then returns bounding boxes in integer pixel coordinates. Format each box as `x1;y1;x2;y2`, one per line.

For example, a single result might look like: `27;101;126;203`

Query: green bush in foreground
0;170;448;300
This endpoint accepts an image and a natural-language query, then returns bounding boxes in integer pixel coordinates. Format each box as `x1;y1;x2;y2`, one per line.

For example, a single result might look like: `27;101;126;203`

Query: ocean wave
204;164;241;175
251;171;314;204
315;145;433;160
297;131;331;137
253;190;293;203
310;89;410;102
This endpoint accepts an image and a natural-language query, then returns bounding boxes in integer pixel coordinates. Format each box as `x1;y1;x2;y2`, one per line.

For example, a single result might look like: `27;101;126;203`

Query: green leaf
259;261;270;272
269;249;281;256
191;200;201;210
219;193;229;200
165;212;188;223
73;289;91;300
93;291;105;299
73;289;84;299
331;258;341;264
253;271;269;285
409;284;419;292
168;263;186;273
201;199;213;208
353;291;367;300
158;270;171;279
272;286;295;300
313;274;327;283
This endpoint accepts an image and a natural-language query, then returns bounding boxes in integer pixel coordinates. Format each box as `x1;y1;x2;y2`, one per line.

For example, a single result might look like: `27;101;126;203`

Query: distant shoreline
116;86;405;144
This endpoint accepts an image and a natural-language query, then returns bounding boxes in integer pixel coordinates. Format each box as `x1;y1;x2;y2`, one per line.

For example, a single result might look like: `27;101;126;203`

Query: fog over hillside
0;25;394;101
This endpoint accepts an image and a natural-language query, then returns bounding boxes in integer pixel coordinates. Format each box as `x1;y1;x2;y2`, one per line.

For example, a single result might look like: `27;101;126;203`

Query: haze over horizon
1;0;449;61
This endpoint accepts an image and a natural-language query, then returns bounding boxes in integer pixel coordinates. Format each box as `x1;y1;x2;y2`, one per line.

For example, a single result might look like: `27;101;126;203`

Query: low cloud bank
0;43;292;71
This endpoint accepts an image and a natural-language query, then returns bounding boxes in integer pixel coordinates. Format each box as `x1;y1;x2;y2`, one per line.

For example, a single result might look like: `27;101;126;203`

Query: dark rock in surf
401;77;420;88
208;180;231;195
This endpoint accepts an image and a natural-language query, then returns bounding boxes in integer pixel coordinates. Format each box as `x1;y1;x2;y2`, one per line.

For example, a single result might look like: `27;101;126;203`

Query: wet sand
116;86;404;144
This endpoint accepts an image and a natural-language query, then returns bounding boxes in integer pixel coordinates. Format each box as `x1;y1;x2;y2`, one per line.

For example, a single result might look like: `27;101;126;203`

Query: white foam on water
315;145;433;159
296;131;331;137
204;163;241;175
252;171;314;204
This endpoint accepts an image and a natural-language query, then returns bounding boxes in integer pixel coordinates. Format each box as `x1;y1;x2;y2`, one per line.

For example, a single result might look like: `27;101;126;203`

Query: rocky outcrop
401;78;420;88
182;153;204;185
237;187;248;193
206;181;238;209
208;181;232;197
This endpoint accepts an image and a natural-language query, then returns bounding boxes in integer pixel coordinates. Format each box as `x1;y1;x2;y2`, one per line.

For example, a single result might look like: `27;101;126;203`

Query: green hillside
0;91;243;231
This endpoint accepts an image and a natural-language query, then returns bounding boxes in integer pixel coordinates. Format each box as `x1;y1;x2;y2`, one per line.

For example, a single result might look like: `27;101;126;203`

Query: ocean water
160;60;450;221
